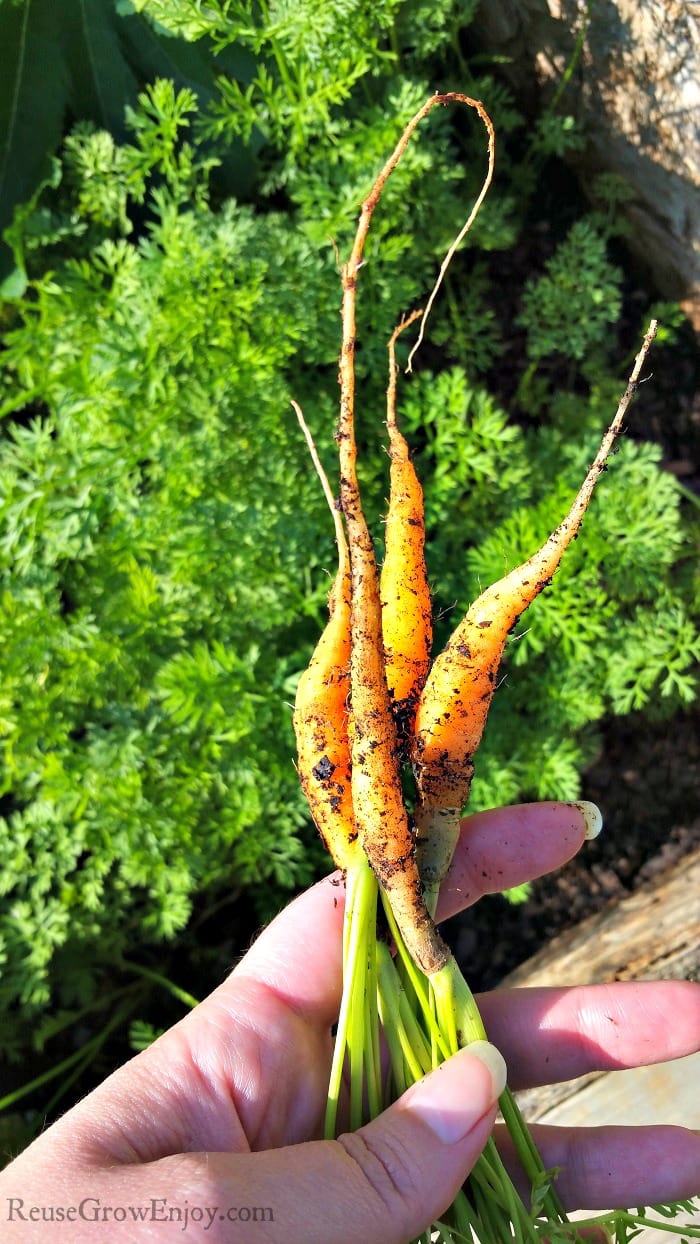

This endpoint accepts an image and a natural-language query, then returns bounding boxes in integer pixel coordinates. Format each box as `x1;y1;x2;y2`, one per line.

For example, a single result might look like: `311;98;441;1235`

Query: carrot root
335;96;495;977
292;402;357;874
291;91;666;1244
381;310;433;747
412;320;659;892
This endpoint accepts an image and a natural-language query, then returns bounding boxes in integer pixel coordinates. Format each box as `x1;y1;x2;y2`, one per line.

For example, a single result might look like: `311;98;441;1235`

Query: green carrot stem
431;1222;457;1244
469;1171;509;1243
450;1187;483;1240
446;958;569;1224
380;889;451;1059
120;960;199;1010
349;861;378;1129
326;856;377;1137
431;955;567;1240
575;1210;700;1240
377;945;427;1084
0;997;137;1114
500;1088;568;1222
397;989;433;1075
365;933;383;1119
430;965;460;1054
376;944;411;1094
436;956;488;1043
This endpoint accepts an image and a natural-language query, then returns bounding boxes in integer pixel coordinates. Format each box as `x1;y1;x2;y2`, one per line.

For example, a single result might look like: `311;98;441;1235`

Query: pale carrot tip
574;800;603;841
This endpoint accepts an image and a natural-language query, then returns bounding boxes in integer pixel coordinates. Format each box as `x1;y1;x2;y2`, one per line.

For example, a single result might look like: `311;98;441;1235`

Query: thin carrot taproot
336;93;494;976
412;320;658;909
292;401;358;875
380;310;433;750
338;305;446;974
406;103;495;374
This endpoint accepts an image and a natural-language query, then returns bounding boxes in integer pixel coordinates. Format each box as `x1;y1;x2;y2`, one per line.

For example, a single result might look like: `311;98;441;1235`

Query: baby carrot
337;300;448;974
292;401;358;874
412;321;658;907
380;310;432;748
334;98;490;977
333;92;494;972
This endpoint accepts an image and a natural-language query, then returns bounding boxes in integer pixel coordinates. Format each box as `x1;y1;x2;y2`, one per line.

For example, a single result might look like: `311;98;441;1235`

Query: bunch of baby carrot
293;93;661;1243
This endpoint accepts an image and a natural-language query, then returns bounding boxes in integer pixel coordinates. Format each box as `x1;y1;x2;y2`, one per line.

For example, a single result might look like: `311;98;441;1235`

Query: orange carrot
292;402;358;874
334;94;493;976
380;310;432;748
412;321;658;907
296;93;495;972
338;315;447;974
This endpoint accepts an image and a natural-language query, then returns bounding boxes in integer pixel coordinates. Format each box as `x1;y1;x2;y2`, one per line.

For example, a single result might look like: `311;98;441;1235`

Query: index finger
436;800;595;922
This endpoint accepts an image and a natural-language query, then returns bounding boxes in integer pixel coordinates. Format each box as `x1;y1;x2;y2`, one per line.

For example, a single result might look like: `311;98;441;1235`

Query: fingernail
468;1040;508;1095
404;1041;506;1145
575;800;603;840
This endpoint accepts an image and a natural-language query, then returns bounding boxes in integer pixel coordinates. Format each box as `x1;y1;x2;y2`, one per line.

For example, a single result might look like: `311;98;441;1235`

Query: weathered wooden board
470;0;700;326
502;845;700;992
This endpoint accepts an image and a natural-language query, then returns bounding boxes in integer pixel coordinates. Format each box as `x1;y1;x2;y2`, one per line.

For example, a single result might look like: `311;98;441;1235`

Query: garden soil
449;708;700;991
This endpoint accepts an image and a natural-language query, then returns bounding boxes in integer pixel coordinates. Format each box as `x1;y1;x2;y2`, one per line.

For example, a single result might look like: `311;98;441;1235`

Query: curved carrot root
406;103;495;374
338;377;446;971
334;95;495;977
412;321;658;902
292;402;358;874
380;310;432;748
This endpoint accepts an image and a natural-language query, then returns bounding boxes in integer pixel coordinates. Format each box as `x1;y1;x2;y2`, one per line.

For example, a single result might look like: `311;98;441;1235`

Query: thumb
189;1039;504;1244
326;1039;507;1244
8;1042;505;1243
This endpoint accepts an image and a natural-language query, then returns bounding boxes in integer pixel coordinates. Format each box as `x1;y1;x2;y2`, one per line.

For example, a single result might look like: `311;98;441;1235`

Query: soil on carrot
446;707;700;992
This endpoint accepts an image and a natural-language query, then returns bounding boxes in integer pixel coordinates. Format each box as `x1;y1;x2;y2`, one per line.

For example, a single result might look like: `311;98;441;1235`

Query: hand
1;802;698;1242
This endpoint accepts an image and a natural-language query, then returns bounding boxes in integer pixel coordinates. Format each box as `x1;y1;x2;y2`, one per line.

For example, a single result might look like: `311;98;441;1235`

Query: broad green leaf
63;0;140;135
0;0;256;277
0;0;69;264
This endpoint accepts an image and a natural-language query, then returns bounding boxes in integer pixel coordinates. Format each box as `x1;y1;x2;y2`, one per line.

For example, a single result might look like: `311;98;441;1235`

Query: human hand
2;801;699;1242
